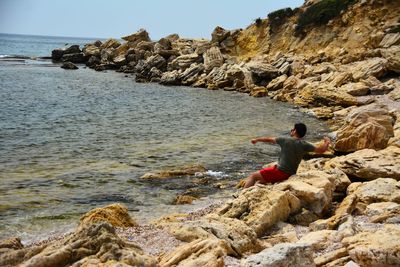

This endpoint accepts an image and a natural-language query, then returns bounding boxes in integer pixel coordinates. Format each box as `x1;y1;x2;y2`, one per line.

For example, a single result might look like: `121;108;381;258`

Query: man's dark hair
294;123;307;138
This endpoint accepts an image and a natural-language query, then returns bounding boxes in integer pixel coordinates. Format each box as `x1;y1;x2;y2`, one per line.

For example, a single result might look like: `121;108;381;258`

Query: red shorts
259;165;291;183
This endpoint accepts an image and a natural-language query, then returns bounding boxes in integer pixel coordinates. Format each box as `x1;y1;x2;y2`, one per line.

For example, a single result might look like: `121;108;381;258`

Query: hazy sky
0;0;304;40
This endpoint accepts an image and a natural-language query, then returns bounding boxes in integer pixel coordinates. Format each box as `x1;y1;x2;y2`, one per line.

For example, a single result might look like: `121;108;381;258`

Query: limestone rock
178;63;205;85
0;223;156;267
194;40;212;55
340;82;370;96
274;170;340;215
250;86;268;97
365;202;400;217
241;243;315;267
224;65;245;84
169;53;202;71
342;225;400;267
135;54;167;75
100;38;121;50
159;238;228;267
246;60;280;86
314;248;349;267
351;178;400;204
51;45;81;61
294;84;357;108
140;165;206;179
266;74;288;91
82;43;101;57
160;70;181;85
334;104;395;152
327;147;400;180
298;230;339;251
330;72;353;87
61;52;86;63
79;203;138;228
165;214;261;257
381;45;400;73
122;29;151;44
0;237;23;250
351;57;388;81
310;194;358;231
379;33;400;48
217;187;301;237
60;61;78;70
204;47;224;72
211;26;231;44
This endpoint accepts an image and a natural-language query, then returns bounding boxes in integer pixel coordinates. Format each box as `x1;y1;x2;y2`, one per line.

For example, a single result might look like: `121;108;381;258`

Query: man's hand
251;139;258;145
323;136;331;144
315;136;331;154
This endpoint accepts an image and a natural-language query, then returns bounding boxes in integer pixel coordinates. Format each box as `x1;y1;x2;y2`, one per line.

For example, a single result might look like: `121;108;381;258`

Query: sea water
0;33;328;242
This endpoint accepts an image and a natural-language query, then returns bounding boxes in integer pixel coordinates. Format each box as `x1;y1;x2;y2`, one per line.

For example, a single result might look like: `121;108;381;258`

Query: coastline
1;1;399;266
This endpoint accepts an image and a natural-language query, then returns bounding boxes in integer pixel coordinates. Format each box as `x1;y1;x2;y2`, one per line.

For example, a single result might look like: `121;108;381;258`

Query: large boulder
169;53;203;71
203;47;224;72
342;225;400;267
0;223;156;267
51;45;81;61
163;214;261;257
381;45;400;73
245;60;280;86
82;43;101;57
79;203;138;228
348;178;400;205
294;84;358;108
311;178;400;231
267;74;288;91
241;243;315;267
340;82;370;96
217;186;301;237
160;70;181;85
273;170;342;215
60;62;78;70
179;63;205;85
159;238;228;267
121;29;151;44
327;146;400;180
61;52;86;63
211;26;231;44
351;57;388;81
334;104;395;152
379;33;400;48
100;38;121;50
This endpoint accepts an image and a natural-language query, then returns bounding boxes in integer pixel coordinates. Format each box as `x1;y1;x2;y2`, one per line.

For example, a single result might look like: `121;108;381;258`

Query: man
244;123;330;188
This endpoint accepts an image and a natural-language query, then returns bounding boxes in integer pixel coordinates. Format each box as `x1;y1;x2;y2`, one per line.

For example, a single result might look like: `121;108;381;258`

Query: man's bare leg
244;171;263;188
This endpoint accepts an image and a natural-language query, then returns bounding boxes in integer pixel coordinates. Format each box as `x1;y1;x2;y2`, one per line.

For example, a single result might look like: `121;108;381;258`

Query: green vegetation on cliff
267;7;294;30
296;0;357;33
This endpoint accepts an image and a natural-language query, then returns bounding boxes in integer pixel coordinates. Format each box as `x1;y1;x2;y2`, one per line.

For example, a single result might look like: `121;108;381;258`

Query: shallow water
0;57;328;243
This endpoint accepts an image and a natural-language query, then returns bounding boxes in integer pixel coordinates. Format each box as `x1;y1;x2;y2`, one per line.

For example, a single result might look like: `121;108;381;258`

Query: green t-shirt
275;137;315;175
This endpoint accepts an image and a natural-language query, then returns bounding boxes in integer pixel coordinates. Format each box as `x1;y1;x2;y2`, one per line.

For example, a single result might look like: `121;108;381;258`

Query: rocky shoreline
1;0;400;266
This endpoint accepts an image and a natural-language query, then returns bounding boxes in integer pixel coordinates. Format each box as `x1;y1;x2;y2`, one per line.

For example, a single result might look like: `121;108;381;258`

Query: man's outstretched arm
314;137;331;154
251;137;277;144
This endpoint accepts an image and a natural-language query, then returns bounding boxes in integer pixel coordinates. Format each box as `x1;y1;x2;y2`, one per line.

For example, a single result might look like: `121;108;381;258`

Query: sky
0;0;304;40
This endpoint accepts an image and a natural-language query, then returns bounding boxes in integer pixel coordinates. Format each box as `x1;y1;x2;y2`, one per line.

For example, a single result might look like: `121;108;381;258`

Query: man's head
291;123;307;138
